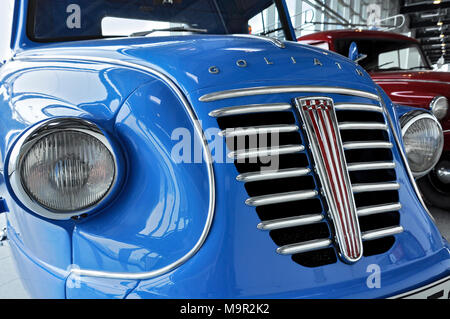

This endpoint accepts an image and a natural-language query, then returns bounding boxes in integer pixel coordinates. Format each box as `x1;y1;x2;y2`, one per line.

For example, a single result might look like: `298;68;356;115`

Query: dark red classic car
299;30;450;210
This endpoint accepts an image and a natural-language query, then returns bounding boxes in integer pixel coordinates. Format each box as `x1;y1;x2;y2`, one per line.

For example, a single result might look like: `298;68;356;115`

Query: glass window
334;38;431;72
378;46;426;70
0;0;14;63
102;18;187;37
248;3;284;39
28;0;290;42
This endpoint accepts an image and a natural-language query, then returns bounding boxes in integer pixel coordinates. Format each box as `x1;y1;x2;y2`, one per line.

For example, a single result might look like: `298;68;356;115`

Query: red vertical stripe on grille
299;98;363;261
306;105;353;257
315;108;356;258
323;108;360;258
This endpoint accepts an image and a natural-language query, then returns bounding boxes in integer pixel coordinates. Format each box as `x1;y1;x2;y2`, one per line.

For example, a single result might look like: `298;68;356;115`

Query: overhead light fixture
434;0;442;4
437;21;444;26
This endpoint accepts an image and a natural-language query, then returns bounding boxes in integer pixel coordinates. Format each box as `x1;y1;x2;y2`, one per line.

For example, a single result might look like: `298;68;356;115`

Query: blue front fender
69;79;212;280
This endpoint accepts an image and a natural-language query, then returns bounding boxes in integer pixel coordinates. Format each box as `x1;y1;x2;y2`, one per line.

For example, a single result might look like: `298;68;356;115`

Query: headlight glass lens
402;114;443;176
20;130;115;212
430;96;448;121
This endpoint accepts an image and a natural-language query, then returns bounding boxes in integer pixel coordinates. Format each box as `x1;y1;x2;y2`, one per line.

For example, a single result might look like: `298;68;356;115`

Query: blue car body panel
72;80;211;274
0;0;448;299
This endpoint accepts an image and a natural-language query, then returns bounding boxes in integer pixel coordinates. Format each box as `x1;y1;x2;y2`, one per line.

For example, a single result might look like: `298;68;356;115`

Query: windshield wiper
408;66;431;70
130;27;208;37
377;61;394;69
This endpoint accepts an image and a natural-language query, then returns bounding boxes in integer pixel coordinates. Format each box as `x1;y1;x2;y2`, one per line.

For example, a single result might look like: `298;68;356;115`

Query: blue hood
17;35;377;97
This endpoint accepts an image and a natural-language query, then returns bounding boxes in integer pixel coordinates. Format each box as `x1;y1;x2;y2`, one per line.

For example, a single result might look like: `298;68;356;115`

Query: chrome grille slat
228;144;304;160
276;238;333;255
257;214;324;231
344;141;393;150
245;190;318;207
362;226;404;241
352;182;400;193
236;167;311;182
338;122;388;131
334;103;383;113
209;103;292;117
208;88;402;267
347;161;396;172
220;124;299;137
199;86;381;102
357;203;402;217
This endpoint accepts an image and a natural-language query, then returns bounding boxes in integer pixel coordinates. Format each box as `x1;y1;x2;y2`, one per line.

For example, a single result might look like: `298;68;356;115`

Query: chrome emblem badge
295;97;363;263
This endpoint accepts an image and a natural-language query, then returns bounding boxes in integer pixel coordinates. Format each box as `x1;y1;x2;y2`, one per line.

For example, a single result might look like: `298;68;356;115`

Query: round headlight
401;111;444;178
429;96;448;121
8;118;118;219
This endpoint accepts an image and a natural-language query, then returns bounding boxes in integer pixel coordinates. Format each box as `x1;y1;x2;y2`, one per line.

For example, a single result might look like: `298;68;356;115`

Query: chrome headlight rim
7;118;119;220
401;110;444;178
429;96;448;121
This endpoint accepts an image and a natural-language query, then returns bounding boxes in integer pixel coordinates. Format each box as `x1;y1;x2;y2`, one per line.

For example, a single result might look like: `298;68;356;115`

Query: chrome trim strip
375;79;450;85
343;141;393;150
209;103;292;117
357;203;402;217
199;86;381;102
339;122;388;131
219;124;299;137
231;34;286;49
229;144;304;160
14;55;216;280
377;88;435;222
236;167;311;182
334;103;383;113
347;161;396;172
390;275;450;299
276;238;333;255
245;190;318;207
352;182;400;193
361;226;404;241
257;214;324;231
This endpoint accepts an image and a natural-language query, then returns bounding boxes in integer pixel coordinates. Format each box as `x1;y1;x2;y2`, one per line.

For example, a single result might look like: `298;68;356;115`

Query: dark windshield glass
334;38;431;72
28;0;275;41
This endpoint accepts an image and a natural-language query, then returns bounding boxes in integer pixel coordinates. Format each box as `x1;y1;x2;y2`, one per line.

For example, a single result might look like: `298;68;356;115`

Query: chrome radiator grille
207;88;403;267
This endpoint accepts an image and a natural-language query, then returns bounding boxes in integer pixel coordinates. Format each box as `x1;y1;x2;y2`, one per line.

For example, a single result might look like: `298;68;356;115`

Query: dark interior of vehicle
333;38;431;71
28;0;274;41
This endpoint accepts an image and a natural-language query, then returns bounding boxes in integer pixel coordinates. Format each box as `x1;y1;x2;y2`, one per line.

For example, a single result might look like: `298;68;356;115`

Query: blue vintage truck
0;0;448;299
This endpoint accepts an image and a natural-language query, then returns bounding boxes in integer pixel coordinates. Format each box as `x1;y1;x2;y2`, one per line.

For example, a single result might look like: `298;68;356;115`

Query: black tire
417;161;450;210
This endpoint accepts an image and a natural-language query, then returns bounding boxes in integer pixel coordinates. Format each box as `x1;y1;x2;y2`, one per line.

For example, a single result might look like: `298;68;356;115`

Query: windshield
334;38;431;72
28;0;281;42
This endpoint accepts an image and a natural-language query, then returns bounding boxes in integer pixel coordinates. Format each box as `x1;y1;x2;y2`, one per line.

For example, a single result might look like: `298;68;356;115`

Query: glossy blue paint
0;58;152;298
71;80;211;273
16;36;376;95
7;220;68;298
0;0;448;299
124;89;449;299
0;197;7;213
348;42;359;61
65;274;138;299
394;103;423;119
